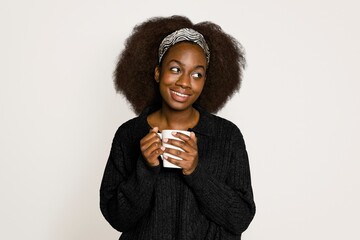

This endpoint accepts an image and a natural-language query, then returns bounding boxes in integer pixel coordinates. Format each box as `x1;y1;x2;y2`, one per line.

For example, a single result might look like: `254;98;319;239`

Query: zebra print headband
158;28;210;64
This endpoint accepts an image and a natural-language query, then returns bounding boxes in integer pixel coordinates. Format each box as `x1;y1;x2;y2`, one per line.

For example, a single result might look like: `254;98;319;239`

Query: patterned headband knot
158;28;210;64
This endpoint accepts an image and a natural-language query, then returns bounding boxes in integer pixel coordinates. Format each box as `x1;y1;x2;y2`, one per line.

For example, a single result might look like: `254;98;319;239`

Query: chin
163;101;194;112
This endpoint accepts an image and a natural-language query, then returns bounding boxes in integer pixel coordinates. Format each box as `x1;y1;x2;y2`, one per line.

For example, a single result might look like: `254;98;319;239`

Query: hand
140;127;164;167
163;131;198;175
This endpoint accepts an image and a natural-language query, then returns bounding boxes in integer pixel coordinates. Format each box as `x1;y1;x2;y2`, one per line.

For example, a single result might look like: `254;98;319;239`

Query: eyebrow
168;59;206;71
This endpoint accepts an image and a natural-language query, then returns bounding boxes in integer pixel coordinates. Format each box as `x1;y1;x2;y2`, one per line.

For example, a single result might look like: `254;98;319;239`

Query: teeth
172;91;188;97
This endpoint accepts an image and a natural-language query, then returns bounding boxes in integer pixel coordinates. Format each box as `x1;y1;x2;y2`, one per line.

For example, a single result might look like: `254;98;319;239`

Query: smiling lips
170;90;190;102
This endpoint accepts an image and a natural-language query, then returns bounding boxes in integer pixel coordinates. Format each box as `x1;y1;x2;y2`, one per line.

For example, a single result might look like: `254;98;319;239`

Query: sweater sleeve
100;127;160;232
183;127;256;235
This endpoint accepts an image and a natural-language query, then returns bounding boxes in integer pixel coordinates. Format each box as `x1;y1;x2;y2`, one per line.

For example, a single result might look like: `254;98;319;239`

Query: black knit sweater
100;106;255;239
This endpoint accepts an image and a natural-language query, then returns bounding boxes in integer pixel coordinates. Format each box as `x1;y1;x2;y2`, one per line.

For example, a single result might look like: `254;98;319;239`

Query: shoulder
112;117;139;143
212;114;240;131
195;106;245;145
112;106;157;143
214;114;244;140
200;108;242;135
117;115;142;131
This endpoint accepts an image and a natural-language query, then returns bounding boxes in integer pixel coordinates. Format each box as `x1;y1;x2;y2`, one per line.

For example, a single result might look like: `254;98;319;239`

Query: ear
154;66;160;83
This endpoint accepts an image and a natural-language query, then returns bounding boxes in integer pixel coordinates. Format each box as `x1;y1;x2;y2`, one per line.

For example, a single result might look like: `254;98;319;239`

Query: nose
175;74;191;88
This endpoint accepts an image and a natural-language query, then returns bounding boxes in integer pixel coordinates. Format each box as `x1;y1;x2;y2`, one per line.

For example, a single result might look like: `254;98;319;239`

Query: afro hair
114;15;246;114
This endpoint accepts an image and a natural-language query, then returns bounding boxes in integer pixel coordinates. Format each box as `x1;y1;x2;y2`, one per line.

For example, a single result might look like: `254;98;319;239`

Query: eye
192;72;203;79
170;67;180;73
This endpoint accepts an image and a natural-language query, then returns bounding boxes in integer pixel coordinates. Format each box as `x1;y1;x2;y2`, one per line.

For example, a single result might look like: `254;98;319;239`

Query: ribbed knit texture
100;106;255;240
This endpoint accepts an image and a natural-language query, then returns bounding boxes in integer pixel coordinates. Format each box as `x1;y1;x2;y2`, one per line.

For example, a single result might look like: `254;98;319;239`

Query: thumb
190;131;197;143
151;127;159;133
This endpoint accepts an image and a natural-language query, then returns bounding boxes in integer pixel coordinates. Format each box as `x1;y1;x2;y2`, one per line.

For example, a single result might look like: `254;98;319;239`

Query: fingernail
172;131;177;135
163;138;168;143
160;146;165;151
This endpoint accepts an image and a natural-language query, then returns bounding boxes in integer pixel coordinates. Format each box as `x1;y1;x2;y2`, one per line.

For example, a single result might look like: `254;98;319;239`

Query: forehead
162;42;207;65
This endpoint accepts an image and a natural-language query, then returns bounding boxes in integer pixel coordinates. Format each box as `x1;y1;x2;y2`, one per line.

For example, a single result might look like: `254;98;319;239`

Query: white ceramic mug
157;130;191;168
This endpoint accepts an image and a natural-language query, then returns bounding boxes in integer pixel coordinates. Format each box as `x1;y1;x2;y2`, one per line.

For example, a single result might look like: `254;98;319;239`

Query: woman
100;15;255;239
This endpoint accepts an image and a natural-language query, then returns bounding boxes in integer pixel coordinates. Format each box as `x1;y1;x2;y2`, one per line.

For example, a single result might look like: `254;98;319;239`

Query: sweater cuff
139;155;161;175
183;163;205;187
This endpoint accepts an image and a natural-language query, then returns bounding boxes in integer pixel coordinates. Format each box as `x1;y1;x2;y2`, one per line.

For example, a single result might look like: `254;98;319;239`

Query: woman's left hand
163;131;198;175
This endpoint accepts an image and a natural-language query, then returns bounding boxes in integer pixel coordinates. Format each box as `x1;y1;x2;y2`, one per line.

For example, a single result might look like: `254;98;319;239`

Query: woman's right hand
140;127;164;167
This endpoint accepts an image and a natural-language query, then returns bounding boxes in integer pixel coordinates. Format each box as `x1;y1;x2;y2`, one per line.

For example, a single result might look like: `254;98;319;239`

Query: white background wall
1;0;359;239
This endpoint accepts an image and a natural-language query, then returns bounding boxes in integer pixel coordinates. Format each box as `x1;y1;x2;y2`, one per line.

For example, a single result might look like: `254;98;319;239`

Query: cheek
158;81;171;95
193;79;206;92
159;71;178;84
158;79;171;97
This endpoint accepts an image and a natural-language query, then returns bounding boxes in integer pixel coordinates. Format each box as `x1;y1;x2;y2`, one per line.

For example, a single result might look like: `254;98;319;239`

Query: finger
140;135;160;152
165;138;186;150
144;141;165;160
163;154;195;171
140;128;161;151
163;154;183;168
190;132;197;143
164;147;185;159
151;127;159;133
141;127;159;142
188;132;197;146
143;139;163;155
166;138;196;153
164;147;197;164
172;131;197;148
172;131;191;141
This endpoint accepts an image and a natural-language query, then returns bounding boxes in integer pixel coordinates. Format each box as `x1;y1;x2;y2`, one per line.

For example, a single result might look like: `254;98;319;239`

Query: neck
158;104;199;130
